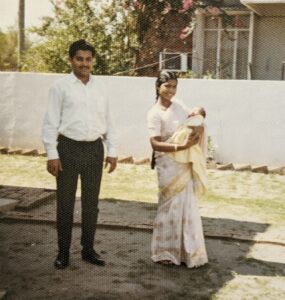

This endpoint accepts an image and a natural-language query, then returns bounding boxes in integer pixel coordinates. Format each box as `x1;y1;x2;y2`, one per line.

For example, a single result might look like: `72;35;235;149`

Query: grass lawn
1;154;285;225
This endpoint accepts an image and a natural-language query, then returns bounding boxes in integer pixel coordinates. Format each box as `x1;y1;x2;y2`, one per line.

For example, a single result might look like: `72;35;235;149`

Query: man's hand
104;156;117;173
47;159;63;177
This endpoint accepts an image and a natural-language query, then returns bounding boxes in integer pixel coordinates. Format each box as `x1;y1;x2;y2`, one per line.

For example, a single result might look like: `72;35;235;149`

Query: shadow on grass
1;197;284;299
97;200;284;299
124;216;284;300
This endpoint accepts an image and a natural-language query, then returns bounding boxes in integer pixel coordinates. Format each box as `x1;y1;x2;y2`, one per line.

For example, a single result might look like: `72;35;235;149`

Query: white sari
147;99;208;268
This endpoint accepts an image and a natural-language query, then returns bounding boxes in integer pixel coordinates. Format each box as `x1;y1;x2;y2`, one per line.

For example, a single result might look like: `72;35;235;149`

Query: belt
58;134;101;144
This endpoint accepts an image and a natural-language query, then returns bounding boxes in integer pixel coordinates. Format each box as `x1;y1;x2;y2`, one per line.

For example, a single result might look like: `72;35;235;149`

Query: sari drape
151;155;208;268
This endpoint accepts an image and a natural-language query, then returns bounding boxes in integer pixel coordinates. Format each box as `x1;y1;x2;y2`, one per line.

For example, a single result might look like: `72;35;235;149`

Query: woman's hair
69;39;96;58
155;70;178;100
151;71;178;169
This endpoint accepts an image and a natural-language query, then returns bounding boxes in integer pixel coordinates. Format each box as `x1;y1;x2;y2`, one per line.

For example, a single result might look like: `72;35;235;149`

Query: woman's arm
150;128;201;152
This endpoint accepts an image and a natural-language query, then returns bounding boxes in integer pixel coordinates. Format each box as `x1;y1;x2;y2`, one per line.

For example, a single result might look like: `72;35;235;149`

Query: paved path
1;186;284;246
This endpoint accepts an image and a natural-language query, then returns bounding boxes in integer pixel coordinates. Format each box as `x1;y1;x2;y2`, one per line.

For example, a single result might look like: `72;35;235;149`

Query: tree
22;0;138;75
131;1;227;37
22;0;228;75
126;0;231;76
0;28;20;71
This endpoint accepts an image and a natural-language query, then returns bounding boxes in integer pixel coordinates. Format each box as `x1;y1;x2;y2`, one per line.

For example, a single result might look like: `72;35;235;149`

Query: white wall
178;78;285;166
0;72;285;166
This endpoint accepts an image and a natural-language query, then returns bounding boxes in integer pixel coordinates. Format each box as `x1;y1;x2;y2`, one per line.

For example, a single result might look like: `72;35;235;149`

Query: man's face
70;50;94;78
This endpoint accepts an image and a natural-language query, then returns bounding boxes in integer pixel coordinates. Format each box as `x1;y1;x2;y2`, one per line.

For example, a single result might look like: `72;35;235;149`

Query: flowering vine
127;0;230;41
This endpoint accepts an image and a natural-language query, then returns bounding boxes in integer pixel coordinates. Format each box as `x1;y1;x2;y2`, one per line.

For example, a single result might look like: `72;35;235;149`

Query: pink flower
182;26;189;33
179;33;188;40
206;6;221;15
179;0;192;13
134;0;143;10
179;26;190;40
162;3;172;14
182;0;192;11
234;15;244;28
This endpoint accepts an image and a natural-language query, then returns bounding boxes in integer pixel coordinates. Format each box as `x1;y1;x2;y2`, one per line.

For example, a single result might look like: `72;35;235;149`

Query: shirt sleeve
42;83;62;160
147;109;161;137
104;97;118;157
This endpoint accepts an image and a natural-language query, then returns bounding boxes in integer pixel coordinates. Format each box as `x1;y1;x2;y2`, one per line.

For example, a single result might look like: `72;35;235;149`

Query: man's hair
69;39;96;58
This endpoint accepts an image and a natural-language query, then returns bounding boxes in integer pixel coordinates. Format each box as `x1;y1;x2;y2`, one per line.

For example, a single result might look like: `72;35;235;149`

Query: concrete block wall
0;72;285;166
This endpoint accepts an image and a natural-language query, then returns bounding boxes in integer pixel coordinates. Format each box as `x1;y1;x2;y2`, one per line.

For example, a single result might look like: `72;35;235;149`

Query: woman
147;71;208;268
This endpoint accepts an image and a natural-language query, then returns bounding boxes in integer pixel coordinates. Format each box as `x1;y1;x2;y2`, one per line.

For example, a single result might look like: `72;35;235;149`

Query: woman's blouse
147;99;189;142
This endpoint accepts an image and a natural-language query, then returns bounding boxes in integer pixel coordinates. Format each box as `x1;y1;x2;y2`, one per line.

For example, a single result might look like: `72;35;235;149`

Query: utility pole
18;0;25;71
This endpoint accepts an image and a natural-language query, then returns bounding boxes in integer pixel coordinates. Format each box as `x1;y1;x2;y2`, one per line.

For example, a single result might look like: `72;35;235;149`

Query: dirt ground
1;198;285;300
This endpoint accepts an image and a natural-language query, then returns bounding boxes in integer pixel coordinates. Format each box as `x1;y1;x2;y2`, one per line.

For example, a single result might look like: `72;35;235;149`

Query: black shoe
82;249;105;266
82;248;102;259
54;252;69;269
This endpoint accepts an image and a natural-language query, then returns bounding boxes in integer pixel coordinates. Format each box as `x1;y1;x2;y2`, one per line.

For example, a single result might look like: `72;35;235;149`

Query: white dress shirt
42;72;118;160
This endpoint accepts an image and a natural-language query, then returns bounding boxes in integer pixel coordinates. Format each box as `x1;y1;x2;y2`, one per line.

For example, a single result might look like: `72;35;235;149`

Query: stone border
1;147;284;174
215;162;285;175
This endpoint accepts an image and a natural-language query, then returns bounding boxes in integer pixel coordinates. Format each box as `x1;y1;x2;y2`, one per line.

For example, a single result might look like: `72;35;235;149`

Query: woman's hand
189;125;204;136
181;127;203;150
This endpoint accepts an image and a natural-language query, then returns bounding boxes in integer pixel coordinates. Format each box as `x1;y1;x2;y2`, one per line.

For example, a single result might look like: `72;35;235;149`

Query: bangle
174;144;178;152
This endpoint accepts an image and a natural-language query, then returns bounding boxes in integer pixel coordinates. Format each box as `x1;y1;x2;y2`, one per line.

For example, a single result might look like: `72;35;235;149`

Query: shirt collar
69;72;94;84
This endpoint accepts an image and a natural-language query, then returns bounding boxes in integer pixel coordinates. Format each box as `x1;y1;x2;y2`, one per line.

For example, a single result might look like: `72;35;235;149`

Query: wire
113;51;285;78
113;54;184;75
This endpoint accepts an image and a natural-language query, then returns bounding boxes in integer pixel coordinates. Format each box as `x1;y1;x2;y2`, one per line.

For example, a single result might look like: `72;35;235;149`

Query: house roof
241;0;285;16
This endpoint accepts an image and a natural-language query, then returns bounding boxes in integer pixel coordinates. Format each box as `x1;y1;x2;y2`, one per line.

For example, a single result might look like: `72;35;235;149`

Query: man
42;39;118;269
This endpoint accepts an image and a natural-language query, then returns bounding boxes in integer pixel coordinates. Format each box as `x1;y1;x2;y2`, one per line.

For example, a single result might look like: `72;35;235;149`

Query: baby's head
189;106;206;118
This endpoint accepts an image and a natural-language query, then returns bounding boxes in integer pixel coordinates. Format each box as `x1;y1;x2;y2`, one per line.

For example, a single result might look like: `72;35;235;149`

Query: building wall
193;2;285;81
252;16;285;80
0;72;285;166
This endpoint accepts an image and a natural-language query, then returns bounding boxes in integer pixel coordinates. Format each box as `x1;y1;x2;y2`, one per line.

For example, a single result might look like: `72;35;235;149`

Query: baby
189;106;206;118
167;106;207;195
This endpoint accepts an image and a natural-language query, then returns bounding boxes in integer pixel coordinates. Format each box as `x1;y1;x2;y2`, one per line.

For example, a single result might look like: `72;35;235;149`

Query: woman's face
158;79;177;101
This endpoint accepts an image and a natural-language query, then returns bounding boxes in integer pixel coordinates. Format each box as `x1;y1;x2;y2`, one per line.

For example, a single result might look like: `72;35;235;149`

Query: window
159;52;192;72
203;13;254;79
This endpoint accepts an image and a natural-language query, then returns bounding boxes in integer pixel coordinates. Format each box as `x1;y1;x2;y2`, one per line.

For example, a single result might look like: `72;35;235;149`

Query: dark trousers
56;135;104;253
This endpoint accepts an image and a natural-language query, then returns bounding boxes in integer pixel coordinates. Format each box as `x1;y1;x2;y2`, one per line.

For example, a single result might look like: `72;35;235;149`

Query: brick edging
1;147;284;174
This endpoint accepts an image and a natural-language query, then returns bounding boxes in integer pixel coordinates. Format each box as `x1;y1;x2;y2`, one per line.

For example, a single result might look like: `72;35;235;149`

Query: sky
0;0;53;31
